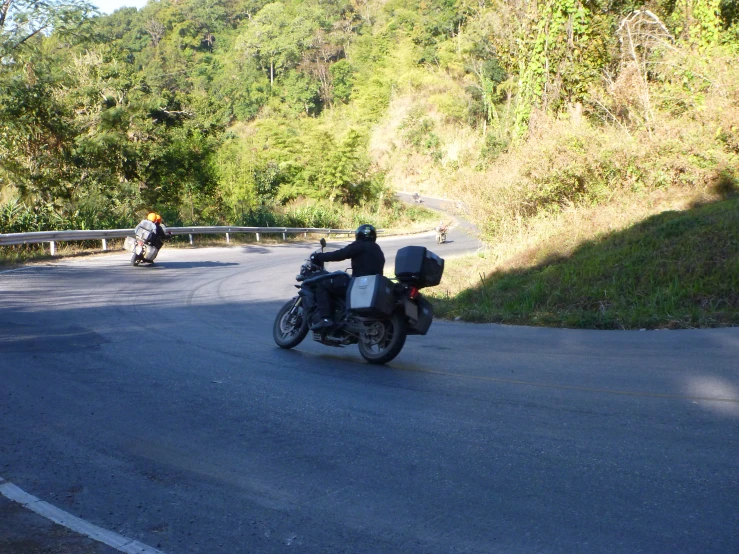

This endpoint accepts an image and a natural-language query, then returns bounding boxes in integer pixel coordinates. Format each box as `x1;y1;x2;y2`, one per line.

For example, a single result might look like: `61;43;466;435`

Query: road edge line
0;477;166;554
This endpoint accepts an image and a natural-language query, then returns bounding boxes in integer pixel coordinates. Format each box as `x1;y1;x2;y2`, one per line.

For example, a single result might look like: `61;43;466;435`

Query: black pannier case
406;295;433;335
347;275;396;316
394;246;444;288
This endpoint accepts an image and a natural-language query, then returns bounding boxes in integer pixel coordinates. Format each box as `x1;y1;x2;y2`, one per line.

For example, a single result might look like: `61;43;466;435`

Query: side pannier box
347;275;395;316
144;245;159;262
406;296;434;335
394;246;444;288
123;236;136;252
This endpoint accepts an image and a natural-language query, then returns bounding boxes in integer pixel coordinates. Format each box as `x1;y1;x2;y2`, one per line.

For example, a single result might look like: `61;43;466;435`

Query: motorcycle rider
135;212;158;240
309;224;385;330
134;212;168;263
435;220;448;242
151;214;168;250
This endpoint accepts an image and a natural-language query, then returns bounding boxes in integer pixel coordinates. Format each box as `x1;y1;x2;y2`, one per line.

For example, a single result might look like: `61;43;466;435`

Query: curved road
1;227;738;553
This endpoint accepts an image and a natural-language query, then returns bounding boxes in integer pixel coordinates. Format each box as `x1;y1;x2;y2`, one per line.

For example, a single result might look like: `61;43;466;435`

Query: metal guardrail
0;226;360;255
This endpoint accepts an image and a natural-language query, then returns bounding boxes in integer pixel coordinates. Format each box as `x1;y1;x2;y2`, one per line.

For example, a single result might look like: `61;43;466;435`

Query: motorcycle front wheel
358;312;407;365
273;298;309;349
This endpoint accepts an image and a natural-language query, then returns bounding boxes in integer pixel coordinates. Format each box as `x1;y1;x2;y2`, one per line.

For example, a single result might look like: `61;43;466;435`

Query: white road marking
0;477;166;554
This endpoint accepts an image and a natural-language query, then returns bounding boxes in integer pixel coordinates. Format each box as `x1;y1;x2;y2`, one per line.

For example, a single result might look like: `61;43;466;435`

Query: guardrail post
226;233;230;244
282;232;286;241
189;234;193;246
49;241;55;256
102;239;107;251
256;233;260;242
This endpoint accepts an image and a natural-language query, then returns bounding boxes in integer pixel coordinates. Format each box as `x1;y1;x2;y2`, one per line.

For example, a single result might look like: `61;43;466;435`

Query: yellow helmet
147;212;157;222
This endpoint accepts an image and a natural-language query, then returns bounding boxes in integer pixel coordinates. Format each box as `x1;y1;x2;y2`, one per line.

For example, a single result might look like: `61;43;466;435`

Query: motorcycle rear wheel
131;253;140;266
273;298;309;349
358;312;407;364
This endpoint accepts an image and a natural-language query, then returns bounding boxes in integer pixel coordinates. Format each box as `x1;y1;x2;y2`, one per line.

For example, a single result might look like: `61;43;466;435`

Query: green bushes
267;198;436;230
0;198;135;234
399;107;443;162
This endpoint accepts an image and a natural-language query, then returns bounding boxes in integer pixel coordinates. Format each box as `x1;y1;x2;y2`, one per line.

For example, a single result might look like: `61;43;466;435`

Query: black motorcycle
273;239;444;364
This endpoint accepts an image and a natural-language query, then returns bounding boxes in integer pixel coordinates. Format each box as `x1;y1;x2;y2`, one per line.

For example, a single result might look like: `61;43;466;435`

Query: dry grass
433;183;721;301
369;87;481;199
395;46;739;327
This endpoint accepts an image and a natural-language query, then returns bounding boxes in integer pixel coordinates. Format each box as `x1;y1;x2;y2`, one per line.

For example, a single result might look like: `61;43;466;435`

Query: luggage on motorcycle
394;246;444;288
123;236;136;252
405;295;433;335
135;227;154;242
144;245;159;262
347;274;395;316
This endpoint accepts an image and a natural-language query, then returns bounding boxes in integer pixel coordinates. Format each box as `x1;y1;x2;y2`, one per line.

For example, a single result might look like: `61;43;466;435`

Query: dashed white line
0;477;166;554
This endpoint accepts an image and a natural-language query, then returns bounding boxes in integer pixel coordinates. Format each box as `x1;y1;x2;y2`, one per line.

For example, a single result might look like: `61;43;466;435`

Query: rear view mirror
320;238;326;248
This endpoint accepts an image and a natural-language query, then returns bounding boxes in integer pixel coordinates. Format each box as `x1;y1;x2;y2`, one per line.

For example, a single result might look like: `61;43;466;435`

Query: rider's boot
310;317;333;330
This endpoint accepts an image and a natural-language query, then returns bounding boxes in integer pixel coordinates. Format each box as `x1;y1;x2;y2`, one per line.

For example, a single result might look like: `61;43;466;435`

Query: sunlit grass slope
430;196;739;329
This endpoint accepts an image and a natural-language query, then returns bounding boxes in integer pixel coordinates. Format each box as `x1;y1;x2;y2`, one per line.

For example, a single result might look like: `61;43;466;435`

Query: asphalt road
1;228;738;553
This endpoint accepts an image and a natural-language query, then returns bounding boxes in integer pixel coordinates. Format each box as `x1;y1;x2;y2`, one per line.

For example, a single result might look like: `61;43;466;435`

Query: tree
144;18;165;47
330;59;354;103
0;0;98;57
281;70;321;116
236;2;315;85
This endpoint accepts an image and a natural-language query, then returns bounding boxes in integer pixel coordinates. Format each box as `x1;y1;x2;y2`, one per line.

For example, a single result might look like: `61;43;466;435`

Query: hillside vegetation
433;195;739;328
1;0;737;326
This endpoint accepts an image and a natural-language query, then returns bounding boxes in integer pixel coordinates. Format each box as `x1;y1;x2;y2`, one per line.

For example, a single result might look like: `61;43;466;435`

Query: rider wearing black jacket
151;216;168;249
309;224;385;329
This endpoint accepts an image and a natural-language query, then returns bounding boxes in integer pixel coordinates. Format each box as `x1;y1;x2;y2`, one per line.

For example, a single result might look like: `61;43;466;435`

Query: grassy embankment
432;194;738;329
372;47;739;328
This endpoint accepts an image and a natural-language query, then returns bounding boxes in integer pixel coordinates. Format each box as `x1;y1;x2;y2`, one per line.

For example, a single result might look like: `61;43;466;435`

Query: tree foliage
1;0;738;232
0;0;99;57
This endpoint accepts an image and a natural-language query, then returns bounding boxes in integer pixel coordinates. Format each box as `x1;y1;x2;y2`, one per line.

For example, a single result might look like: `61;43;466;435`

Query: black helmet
355;224;377;242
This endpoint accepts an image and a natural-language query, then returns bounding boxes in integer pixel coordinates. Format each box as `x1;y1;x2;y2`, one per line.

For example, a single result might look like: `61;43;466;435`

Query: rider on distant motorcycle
134;212;168;262
435;220;448;243
309;224;385;330
151;214;168;249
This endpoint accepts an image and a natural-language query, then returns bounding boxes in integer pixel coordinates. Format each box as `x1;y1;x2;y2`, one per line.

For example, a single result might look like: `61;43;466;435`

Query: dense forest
0;0;737;235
